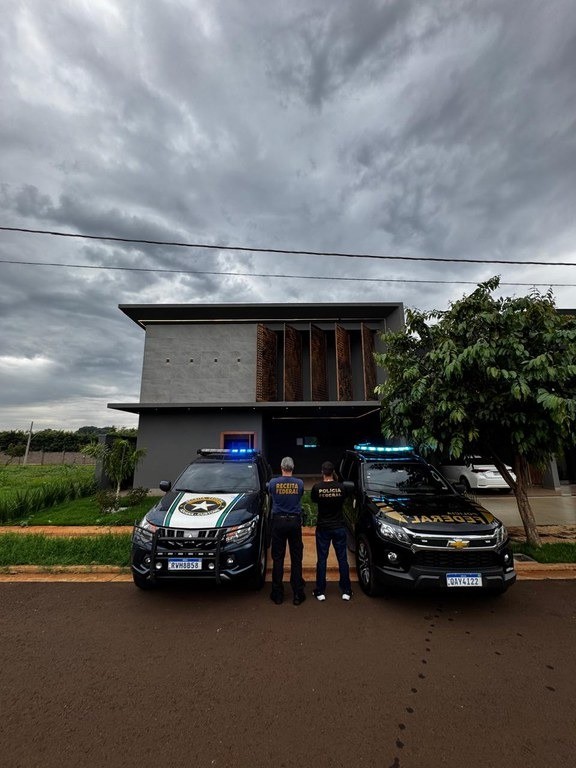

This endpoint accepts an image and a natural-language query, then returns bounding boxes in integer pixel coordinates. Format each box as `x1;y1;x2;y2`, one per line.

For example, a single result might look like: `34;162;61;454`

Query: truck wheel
356;535;383;597
132;570;155;590
246;535;268;591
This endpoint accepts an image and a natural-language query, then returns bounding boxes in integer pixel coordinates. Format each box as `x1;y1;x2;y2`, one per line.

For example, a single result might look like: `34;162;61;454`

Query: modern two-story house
109;302;404;487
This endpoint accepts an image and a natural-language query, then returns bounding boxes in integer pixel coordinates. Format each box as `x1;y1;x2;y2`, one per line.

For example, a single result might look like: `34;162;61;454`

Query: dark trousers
315;526;352;595
270;516;305;597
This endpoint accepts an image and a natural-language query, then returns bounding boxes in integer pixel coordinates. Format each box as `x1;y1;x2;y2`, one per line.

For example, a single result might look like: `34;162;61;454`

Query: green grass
0;533;132;567
512;541;576;563
0;464;97;523
0;464;94;496
6;495;162;526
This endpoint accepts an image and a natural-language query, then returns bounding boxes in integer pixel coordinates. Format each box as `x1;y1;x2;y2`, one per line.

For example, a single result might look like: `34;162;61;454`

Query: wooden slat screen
310;324;328;401
284;324;303;401
256;324;277;401
335;324;353;401
361;323;378;400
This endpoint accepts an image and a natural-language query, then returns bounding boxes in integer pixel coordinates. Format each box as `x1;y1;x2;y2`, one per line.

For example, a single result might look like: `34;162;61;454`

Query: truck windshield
364;462;452;495
175;461;259;493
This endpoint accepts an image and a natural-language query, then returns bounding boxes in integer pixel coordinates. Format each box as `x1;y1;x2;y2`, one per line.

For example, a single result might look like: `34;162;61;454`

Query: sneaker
313;590;326;602
341;593;351;601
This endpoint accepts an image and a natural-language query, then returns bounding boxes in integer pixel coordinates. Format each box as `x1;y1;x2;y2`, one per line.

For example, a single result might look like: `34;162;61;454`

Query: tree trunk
512;454;541;547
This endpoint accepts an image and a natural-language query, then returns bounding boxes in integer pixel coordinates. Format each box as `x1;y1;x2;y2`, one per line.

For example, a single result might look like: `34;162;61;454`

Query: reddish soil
0;581;575;768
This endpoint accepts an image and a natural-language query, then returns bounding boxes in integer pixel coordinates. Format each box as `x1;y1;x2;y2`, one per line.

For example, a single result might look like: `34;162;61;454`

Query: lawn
10;494;162;526
511;541;576;563
0;464;94;499
0;532;132;567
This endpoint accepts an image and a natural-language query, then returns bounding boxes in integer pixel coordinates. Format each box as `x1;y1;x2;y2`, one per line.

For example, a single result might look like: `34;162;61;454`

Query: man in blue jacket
268;456;306;605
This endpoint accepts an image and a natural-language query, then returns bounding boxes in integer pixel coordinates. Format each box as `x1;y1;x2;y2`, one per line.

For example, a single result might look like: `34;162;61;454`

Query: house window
221;432;256;451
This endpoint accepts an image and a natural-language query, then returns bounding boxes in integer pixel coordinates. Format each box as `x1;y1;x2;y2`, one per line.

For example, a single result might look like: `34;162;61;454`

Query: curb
1;563;575;582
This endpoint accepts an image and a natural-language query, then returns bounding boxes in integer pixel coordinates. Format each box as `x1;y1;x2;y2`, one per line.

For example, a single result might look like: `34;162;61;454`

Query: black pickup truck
339;445;516;595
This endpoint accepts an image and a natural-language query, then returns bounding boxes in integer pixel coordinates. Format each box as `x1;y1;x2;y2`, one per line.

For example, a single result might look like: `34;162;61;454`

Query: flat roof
108;401;381;418
119;302;403;329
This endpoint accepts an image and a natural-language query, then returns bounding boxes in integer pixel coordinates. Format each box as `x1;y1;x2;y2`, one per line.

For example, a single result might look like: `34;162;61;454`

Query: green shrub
94;489;120;514
0;475;97;523
123;487;150;507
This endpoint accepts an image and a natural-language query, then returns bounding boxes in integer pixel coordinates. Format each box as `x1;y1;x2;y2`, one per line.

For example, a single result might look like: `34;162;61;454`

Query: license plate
446;572;482;587
167;558;202;571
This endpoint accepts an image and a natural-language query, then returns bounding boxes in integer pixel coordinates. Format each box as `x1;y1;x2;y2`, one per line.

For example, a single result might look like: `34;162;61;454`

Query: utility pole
23;421;33;465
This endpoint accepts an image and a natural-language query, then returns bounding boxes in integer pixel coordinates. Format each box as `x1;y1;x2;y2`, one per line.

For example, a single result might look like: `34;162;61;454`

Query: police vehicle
131;449;272;590
339;444;516;595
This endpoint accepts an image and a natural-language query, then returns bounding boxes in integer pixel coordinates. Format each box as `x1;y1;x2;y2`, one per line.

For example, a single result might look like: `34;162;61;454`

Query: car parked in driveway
131;448;271;590
440;456;515;493
339;444;516;595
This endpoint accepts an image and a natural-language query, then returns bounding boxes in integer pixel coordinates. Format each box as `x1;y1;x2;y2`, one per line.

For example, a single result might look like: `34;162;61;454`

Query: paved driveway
1;581;575;768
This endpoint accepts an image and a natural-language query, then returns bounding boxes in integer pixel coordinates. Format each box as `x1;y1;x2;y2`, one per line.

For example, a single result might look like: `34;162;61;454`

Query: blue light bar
354;444;414;453
198;448;257;455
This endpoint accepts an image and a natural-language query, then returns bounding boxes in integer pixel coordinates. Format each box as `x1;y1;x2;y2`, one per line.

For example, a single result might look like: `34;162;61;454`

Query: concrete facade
109;303;404;486
140;324;258;403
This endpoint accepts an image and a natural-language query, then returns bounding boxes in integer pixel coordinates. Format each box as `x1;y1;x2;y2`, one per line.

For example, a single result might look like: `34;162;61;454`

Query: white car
440;456;515;493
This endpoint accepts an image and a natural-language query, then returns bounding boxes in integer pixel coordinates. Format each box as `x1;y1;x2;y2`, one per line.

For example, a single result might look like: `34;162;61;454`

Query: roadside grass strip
7;495;162;527
511;541;576;563
0;533;132;567
0;469;97;524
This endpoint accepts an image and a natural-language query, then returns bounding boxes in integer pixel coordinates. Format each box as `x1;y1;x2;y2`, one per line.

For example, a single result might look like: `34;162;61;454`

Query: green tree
83;438;147;506
375;277;576;546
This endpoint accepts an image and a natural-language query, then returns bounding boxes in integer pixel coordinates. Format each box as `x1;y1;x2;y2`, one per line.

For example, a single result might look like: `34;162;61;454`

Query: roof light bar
354;444;414;453
197;448;257;455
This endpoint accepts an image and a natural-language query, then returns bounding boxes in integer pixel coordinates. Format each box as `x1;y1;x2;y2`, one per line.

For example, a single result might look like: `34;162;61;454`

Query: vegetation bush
0;475;97;524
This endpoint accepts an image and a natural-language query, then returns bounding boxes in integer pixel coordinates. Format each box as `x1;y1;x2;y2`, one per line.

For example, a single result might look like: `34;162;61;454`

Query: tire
460;476;472;494
356;535;383;597
132;569;156;590
246;530;268;590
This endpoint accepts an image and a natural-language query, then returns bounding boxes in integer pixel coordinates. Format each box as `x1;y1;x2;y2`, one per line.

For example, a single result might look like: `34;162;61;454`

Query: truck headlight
495;524;508;545
134;516;158;545
376;520;411;545
225;518;257;545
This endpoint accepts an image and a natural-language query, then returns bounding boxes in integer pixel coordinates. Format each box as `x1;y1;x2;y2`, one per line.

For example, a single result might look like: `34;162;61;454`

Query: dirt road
1;581;575;768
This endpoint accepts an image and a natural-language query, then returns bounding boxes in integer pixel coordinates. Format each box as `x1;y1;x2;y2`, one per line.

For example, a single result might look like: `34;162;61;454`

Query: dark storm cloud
1;0;576;429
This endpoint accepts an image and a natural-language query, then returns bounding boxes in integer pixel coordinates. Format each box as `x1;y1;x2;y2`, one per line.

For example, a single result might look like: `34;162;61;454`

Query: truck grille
413;550;500;569
156;527;222;553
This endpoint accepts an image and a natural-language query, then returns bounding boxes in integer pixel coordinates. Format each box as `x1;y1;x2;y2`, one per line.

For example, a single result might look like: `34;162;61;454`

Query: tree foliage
0;427;137;453
375;277;576;545
83;438;147;505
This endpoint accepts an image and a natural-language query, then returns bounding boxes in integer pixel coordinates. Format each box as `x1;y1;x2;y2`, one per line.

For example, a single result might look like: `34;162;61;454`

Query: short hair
321;461;335;476
281;456;295;472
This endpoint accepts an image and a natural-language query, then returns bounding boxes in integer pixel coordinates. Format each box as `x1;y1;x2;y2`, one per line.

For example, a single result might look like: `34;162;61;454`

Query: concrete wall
0;451;94;465
140;324;258;403
134;412;264;487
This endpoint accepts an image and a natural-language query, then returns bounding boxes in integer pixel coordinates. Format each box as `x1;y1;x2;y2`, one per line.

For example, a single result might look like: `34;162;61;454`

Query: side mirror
343;480;355;495
159;480;172;493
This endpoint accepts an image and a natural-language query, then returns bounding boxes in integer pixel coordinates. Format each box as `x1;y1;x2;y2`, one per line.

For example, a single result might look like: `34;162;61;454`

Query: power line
1;225;576;267
1;257;575;288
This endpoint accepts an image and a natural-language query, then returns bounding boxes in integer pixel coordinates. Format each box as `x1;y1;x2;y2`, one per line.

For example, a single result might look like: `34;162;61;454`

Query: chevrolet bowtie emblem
448;539;470;549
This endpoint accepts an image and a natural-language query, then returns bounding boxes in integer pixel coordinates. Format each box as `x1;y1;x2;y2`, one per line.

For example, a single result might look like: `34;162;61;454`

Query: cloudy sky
1;0;576;432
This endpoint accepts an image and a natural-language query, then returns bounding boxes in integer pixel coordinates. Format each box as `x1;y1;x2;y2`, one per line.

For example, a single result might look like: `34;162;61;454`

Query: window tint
363;462;451;495
175;461;259;493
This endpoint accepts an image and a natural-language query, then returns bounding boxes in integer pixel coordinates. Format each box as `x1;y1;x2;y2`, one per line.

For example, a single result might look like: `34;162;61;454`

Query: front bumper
371;536;516;591
374;561;516;590
131;524;260;584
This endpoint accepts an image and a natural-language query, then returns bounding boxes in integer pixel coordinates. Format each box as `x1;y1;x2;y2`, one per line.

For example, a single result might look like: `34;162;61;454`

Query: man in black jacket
311;461;352;601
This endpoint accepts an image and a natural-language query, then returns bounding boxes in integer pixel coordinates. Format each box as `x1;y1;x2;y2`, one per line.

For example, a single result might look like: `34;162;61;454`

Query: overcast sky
1;0;576;432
